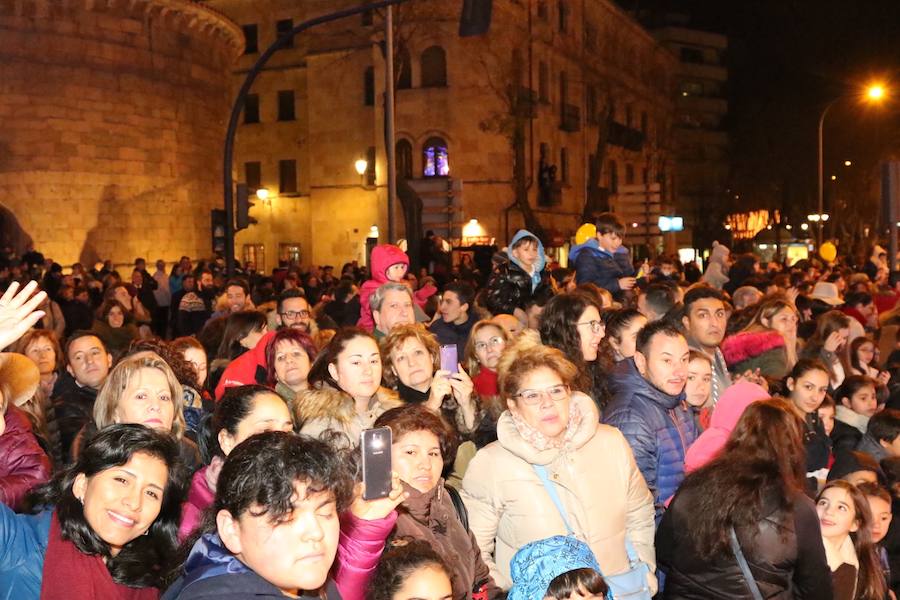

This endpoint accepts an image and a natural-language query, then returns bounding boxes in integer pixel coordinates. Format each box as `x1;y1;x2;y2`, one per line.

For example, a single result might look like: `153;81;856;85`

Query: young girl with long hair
816;480;885;600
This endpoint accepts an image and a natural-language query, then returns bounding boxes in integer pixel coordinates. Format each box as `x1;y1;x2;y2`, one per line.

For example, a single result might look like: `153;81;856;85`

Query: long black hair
538;291;610;408
26;424;185;588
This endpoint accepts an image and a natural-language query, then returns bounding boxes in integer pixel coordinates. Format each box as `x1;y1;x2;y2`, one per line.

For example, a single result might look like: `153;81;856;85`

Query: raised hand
350;472;408;521
0;281;46;350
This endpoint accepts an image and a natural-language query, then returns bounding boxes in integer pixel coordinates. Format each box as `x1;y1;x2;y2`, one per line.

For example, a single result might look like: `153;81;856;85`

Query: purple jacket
178;464;396;600
0;406;51;510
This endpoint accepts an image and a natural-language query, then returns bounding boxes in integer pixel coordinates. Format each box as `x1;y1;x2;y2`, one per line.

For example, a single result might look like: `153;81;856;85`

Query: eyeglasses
280;310;310;319
515;384;570;405
474;336;505;352
577;320;604;334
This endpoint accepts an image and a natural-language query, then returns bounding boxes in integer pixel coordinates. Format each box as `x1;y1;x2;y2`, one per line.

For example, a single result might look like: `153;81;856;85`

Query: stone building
0;0;242;267
654;24;729;251
209;0;678;270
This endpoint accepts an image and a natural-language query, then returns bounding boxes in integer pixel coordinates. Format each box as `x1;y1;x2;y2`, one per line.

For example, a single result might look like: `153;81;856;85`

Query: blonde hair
380;323;440;388
93;353;185;439
463;319;510;377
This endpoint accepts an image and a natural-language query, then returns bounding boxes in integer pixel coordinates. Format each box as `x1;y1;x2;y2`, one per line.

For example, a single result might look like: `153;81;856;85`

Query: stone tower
0;0;243;266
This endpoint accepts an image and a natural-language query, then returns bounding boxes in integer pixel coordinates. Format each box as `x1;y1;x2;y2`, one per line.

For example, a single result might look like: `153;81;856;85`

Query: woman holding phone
380;324;479;436
375;404;502;600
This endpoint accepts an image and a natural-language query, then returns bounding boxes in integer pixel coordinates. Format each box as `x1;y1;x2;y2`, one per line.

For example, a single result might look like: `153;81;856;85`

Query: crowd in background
2;213;900;599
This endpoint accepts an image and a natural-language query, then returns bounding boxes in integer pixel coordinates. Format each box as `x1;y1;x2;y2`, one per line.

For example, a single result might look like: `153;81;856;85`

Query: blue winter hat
508;536;603;600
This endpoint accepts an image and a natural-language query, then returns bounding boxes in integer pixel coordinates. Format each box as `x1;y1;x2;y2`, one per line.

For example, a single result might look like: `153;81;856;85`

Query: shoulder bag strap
729;526;764;600
533;464;575;536
444;484;469;532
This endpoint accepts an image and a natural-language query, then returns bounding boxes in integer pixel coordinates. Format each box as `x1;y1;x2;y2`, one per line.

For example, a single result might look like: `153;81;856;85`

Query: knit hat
827;449;883;482
0;352;40;408
709;241;730;266
508;536;604;600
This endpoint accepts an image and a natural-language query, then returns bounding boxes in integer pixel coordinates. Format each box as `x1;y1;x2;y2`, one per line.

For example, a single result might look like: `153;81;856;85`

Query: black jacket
657;486;833;599
429;310;478;358
51;379;98;466
483;255;550;316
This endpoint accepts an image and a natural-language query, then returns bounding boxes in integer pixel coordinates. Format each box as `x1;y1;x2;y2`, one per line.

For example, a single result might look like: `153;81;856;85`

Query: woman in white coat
461;338;657;592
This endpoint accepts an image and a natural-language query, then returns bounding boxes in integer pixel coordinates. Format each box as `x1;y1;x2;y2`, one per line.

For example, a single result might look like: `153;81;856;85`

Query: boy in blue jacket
572;213;637;302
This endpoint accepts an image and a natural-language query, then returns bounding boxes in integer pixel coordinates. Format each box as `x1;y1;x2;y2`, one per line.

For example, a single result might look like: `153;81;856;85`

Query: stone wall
0;0;242;266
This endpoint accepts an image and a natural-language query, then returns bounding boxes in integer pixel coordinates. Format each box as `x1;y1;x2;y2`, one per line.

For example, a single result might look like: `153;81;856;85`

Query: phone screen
360;427;392;501
440;345;459;373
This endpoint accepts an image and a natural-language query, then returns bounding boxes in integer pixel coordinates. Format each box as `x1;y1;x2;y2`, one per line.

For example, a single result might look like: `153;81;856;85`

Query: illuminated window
423;137;449;177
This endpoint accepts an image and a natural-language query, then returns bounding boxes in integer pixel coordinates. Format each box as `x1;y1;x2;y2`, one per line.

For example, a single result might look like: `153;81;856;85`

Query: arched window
420;46;447;88
396;139;413;180
397;49;412;89
423;137;449;177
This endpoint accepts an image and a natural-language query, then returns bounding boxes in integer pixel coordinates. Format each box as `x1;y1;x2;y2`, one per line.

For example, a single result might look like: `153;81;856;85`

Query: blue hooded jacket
571;239;635;298
602;359;697;520
507;229;546;293
162;533;341;600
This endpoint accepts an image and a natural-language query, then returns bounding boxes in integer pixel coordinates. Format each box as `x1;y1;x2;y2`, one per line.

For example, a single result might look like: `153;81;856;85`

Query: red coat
0;406;51;510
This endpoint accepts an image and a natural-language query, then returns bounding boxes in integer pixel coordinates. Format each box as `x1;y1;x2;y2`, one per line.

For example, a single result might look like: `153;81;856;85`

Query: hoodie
683;381;769;473
507;229;546;292
214;330;275;400
161;533;342;600
357;245;436;332
484;230;551;315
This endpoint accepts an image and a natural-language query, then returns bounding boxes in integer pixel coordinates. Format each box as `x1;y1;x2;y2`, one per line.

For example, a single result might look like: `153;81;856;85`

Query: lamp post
816;83;887;250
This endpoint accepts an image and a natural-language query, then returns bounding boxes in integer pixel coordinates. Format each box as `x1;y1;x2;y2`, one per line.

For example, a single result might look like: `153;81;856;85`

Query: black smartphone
360;427;392;501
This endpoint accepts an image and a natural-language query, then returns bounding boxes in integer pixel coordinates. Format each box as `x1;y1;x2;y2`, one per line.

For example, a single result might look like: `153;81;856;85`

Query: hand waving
0;281;46;350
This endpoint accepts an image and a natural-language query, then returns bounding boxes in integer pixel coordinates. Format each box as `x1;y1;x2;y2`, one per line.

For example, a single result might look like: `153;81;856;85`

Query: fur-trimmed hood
295;383;402;427
721;329;786;365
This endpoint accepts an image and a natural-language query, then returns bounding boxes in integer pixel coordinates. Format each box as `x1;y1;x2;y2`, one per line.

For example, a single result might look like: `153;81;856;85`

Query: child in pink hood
684;380;770;472
357;244;436;332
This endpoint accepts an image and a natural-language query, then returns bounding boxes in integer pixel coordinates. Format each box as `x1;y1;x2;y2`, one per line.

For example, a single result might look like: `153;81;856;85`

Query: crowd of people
2;214;900;599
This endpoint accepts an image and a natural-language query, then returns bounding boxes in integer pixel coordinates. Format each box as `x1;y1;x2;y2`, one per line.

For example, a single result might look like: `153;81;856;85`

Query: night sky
622;0;900;225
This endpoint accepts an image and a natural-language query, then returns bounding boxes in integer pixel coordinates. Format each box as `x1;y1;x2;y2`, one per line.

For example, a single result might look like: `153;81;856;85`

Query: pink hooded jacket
683;381;770;473
357;244;436;332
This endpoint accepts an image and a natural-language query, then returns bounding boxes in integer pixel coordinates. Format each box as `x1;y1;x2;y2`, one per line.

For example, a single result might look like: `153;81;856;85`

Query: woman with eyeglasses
464;320;510;399
460;339;656;592
539;291;611;412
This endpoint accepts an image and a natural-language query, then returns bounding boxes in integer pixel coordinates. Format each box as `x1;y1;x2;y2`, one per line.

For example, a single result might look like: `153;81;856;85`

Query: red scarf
472;367;499;397
40;512;159;600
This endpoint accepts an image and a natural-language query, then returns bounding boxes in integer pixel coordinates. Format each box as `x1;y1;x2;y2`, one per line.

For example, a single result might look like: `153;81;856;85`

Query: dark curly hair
126;337;200;390
539;291;610;409
367;539;451;600
374;404;459;469
26;424;185;588
210;431;355;526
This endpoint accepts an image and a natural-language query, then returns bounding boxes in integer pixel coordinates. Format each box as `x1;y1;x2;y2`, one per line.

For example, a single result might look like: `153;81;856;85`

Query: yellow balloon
575;223;596;245
819;242;837;263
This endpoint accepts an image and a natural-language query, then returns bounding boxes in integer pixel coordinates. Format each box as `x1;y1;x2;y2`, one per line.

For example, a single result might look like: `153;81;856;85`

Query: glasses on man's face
280;310;310;319
577;319;604;334
474;336;505;352
515;384;570;406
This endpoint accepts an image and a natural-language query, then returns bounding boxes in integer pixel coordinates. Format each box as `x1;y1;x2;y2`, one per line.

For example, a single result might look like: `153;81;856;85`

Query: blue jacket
0;506;51;600
162;532;341;600
602;360;697;518
572;241;635;299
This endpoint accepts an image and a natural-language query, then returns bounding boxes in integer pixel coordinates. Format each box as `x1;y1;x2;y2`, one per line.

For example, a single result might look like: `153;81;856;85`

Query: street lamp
355;158;368;187
817;82;887;249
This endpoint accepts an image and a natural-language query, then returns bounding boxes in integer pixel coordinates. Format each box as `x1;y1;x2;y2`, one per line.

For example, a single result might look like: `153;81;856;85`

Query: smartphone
360;427;392;501
439;344;459;374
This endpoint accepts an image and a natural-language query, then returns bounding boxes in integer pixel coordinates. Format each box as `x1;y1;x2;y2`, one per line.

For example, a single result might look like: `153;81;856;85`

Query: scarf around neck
510;401;584;451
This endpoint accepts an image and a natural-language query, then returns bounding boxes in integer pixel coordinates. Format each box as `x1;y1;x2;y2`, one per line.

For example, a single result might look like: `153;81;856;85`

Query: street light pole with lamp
816;83;887;250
